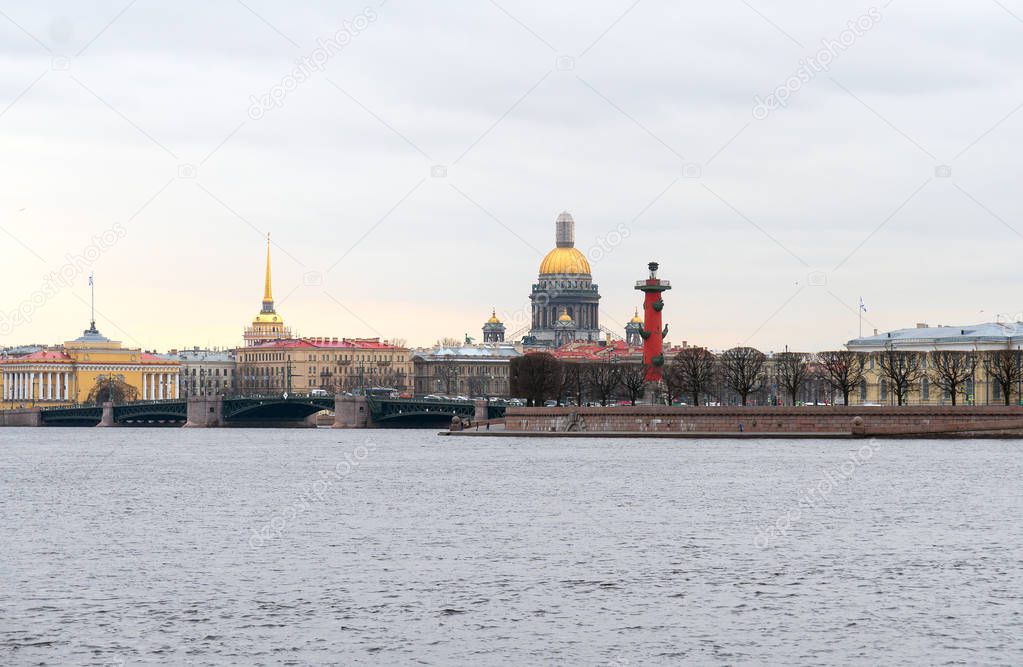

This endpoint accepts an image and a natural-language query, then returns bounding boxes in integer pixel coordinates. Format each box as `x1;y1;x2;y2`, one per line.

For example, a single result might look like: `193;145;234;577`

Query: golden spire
263;234;273;304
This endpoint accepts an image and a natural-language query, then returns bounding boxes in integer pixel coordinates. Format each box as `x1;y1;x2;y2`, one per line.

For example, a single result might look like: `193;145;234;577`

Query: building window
880;380;887;402
922;377;930;402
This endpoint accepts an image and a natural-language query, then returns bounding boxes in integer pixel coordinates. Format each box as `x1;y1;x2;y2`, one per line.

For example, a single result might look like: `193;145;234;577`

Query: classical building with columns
0;322;180;408
524;212;602;348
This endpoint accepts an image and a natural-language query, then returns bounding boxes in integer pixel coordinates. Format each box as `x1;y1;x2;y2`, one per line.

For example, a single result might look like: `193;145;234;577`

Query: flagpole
858;297;864;338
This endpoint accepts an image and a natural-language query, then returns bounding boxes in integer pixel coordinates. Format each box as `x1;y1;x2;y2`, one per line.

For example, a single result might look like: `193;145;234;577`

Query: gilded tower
482;309;506;343
625;309;644;346
243;236;291;346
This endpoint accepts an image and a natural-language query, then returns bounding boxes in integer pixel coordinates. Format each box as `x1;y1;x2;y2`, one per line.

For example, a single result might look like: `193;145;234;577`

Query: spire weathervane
89;272;95;330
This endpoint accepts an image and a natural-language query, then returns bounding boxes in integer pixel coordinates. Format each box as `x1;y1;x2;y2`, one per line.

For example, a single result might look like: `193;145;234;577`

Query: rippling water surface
1;429;1021;665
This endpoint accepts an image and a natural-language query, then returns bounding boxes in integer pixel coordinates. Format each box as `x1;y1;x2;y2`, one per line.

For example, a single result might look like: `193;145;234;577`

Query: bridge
0;395;505;428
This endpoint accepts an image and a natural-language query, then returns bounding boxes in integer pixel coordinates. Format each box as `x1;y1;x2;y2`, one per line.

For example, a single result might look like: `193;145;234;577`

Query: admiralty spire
243;235;291;346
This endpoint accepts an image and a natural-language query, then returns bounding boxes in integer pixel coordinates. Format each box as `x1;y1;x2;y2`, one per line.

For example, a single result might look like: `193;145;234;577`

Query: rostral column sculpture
635;262;671;382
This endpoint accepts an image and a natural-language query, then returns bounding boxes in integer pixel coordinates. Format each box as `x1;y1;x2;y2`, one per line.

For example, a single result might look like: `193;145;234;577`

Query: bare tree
929;351;976;406
876;349;925;406
86;377;138;404
434;356;460;395
619;363;648;405
435;337;462;347
985;347;1023;406
585;361;622;406
661;356;685;405
720;346;766;406
817;350;867;405
466;376;489;397
562;362;588;406
673;347;717;406
383;369;408;392
509;353;561;406
776;352;811;406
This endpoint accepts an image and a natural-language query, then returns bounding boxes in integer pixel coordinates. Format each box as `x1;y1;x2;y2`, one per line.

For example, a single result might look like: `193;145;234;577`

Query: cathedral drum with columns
526;212;601;347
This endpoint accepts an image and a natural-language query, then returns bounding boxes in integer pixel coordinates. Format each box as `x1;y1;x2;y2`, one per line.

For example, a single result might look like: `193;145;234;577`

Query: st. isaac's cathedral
523;212;602;348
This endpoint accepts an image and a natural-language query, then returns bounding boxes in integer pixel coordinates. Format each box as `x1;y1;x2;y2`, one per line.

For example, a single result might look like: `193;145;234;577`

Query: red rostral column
635;262;671;382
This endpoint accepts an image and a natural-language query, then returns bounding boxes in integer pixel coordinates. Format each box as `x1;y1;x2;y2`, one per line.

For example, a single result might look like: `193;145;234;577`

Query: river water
1;429;1021;665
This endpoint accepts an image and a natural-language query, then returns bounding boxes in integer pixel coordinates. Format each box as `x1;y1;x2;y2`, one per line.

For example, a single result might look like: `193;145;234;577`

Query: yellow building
237;337;413;394
1;322;179;408
846;321;1023;406
234;236;411;394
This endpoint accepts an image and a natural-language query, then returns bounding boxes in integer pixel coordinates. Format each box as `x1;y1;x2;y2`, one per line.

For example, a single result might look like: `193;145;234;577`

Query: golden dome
630;309;643;324
558;308;574;323
539;247;591;275
487;308;502;324
254;312;280;324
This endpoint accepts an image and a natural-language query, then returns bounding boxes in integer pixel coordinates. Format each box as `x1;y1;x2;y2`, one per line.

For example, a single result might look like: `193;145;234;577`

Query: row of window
860;378;976;401
186;367;233;376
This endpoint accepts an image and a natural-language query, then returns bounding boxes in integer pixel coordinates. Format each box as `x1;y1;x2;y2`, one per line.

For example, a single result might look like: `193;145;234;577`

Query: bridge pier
96;402;115;428
184;396;223;428
333;395;372;428
0;408;41;427
474;400;489;424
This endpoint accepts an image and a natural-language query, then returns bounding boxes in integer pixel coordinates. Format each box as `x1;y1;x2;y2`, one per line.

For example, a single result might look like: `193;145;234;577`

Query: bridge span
0;395;505;428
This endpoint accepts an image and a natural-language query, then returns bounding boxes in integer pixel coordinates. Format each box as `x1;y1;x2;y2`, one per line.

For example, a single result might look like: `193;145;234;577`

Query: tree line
510;346;1023;407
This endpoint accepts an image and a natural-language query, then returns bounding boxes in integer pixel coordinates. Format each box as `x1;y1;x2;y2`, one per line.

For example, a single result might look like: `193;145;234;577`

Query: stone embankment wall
0;409;41;427
505;406;1023;437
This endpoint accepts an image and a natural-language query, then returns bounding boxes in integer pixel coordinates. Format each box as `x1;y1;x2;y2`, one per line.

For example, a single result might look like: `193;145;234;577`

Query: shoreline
440;429;1023;439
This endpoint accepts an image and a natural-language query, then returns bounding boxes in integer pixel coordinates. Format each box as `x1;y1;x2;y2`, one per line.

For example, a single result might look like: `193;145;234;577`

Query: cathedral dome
538;211;591;275
539;247;591;275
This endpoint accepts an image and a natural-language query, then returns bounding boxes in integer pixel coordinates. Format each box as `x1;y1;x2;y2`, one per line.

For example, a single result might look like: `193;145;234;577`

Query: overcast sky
1;0;1022;352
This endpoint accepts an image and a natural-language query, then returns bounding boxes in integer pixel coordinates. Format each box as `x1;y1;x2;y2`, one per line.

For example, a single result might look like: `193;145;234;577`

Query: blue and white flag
88;273;94;287
859;297;867;313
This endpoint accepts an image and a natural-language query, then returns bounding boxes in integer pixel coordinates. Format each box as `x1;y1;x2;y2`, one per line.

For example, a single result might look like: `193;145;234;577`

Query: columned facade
1;325;179;408
525;212;601;348
1;367;73;403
